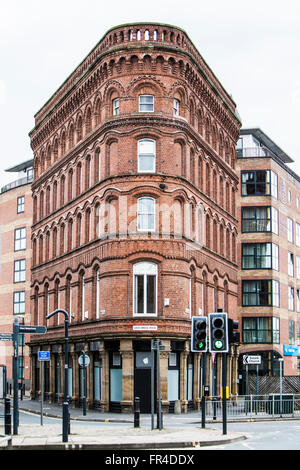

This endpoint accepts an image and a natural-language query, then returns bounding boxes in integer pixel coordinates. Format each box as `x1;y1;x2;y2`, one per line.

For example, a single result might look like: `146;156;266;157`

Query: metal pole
256;364;259;415
81;350;86;416
156;340;162;430
20;318;24;400
46;309;69;443
13;318;19;435
222;353;227;435
201;352;206;428
245;364;248;415
151;343;155;430
279;358;283;417
41;360;44;426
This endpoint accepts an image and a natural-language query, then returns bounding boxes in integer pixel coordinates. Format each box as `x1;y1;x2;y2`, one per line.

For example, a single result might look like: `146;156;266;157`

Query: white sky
0;0;300;188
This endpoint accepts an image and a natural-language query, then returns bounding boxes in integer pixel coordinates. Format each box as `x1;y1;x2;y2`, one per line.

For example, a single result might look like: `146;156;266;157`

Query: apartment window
296;223;300;247
14;227;26;251
14;259;26;283
297;289;300;313
241;170;277;197
17;196;25;213
288;252;294;277
139;95;154;112
242;317;280;344
289;320;295;345
133;262;157;315
297;322;300;346
173;99;180;116
137;197;155;231
242;280;279;307
138;139;156;172
13;291;25;315
112;98;119;116
242;243;278;270
288;286;294;311
288;218;294;243
241;206;278;234
297;256;300;280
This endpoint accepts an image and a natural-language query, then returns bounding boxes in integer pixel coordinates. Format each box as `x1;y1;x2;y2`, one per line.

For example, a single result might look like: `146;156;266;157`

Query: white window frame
173;99;180;116
15;227;26;251
96;269;100;319
288;252;294;277
296;222;300;247
288;285;294;311
288;217;294;243
139;94;154;112
137;197;155;232
113;98;119;116
14;259;26;283
138;139;156;173
133;262;157;316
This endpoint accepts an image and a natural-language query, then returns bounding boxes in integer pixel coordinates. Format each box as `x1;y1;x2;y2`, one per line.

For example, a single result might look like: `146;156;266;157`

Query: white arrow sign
243;354;261;365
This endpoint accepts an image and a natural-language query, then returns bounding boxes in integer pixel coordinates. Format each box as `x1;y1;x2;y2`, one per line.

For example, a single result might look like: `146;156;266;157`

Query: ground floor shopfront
29;337;240;413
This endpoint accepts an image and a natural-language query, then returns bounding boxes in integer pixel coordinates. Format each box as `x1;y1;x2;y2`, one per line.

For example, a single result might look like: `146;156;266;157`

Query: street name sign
38;351;50;361
243;354;261;365
19;325;47;334
0;333;13;341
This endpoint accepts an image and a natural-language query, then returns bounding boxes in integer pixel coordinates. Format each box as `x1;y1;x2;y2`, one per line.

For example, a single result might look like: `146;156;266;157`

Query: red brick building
29;23;241;412
0;160;34;389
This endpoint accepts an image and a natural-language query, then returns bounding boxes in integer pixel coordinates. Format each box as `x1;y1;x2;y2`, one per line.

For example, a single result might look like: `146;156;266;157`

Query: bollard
4;397;12;435
134;397;140;428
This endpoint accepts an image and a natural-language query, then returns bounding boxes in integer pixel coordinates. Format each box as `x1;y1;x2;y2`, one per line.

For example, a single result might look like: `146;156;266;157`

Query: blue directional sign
283;345;298;356
38;351;50;361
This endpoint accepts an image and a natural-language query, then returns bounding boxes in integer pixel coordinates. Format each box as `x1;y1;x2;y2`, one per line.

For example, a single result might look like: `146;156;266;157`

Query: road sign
0;333;13;341
19;325;47;334
78;354;90;367
38;351;50;361
243;354;261;365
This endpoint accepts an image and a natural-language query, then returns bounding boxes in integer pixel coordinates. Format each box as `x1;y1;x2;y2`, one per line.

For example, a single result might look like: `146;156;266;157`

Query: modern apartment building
28;23;241;413
237;128;300;387
0;159;34;388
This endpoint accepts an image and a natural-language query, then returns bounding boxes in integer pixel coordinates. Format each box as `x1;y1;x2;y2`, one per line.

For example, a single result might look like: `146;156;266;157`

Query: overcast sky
0;0;300;188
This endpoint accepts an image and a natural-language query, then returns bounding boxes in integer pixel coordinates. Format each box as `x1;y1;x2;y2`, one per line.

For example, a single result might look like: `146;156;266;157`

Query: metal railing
1;174;33;194
204;394;300;420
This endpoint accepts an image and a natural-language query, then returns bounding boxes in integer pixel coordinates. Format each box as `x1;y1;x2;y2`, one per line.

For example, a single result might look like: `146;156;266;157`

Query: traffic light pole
201;352;206;428
222;353;227;435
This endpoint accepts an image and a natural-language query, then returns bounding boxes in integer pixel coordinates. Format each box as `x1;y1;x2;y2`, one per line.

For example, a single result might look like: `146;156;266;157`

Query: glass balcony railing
237;147;275;158
1;174;33;194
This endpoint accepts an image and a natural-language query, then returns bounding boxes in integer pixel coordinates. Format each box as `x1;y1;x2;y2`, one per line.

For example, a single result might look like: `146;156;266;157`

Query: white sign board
243;354;261;365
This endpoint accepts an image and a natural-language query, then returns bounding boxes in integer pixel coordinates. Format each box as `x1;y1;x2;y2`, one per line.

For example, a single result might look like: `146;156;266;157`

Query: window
113;98;119;116
297;322;300;346
297;256;300;280
288;190;292;203
14;259;26;283
13;291;25;315
297;289;300;313
289;320;295;345
138;139;156;172
288;218;294;243
137;198;155;231
241;170;277;197
133;262;157;315
14;228;26;251
242;280;279;307
173;99;180;116
297;197;300;209
242;243;278;270
242;317;279;344
296;223;300;246
139;95;154;112
241;207;278;234
288;286;294;311
17;196;25;213
288;252;294;277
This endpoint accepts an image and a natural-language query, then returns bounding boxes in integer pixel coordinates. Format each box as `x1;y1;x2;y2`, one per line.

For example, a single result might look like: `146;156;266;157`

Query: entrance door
134;351;155;413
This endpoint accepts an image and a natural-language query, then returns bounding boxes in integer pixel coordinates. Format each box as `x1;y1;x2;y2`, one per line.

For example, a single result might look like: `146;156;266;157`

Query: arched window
137;197;155;231
133;262;157;315
138;139;156;172
95;268;100;319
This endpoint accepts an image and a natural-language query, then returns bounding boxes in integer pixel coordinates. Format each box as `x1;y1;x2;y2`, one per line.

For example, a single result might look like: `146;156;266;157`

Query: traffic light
228;318;240;344
208;312;228;352
191;316;207;352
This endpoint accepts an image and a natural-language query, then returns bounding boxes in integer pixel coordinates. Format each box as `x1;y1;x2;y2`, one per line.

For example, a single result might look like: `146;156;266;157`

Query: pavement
0;396;249;450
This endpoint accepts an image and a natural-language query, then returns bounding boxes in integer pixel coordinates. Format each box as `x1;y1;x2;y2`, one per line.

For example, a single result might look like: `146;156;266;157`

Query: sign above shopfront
283;345;298;356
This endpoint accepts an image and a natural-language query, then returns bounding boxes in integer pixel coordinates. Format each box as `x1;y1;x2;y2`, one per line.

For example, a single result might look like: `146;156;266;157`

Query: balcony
1;174;33;194
237;147;275;158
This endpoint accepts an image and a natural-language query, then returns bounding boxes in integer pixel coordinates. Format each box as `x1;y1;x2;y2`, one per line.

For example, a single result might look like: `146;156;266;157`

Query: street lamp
46;309;69;443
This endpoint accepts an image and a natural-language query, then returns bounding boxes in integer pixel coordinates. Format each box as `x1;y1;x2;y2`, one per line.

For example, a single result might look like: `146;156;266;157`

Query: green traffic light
214;339;224;349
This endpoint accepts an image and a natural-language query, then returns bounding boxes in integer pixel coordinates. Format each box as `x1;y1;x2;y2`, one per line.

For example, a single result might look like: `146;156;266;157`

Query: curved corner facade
29;23;241;412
